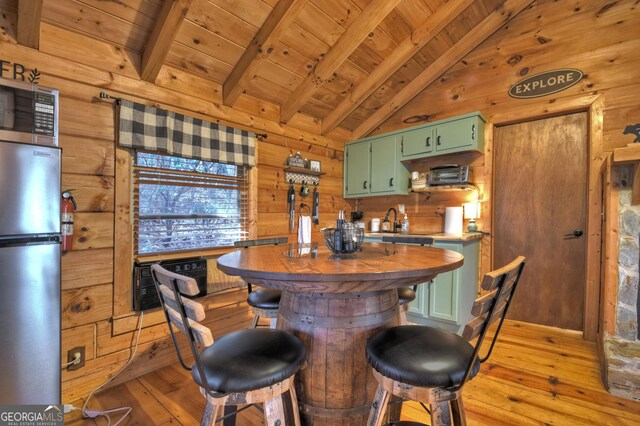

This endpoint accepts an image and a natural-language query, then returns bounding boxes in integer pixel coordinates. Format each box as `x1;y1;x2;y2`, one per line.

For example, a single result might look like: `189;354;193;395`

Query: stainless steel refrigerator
0;140;61;404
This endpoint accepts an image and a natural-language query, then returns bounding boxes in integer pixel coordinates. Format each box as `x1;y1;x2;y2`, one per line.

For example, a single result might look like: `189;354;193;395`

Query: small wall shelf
613;144;640;205
411;183;477;193
284;166;325;185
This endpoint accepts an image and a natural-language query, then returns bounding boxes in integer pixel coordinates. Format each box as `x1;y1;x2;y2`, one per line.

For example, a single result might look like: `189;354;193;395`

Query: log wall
0;24;348;402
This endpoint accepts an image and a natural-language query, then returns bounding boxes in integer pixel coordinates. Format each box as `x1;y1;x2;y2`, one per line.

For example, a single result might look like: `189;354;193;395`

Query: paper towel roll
445;207;464;234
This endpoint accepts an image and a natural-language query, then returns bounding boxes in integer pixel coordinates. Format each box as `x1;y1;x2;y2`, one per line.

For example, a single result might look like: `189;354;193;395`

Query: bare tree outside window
134;152;247;254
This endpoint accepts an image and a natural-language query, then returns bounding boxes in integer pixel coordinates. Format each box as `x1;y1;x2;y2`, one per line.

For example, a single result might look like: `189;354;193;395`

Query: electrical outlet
398;204;405;214
67;346;85;371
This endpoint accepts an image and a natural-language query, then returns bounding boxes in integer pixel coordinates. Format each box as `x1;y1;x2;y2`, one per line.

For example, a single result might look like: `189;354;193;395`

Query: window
133;151;248;255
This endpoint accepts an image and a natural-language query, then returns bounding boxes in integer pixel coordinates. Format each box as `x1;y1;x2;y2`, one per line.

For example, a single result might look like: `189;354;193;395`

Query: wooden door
494;112;588;331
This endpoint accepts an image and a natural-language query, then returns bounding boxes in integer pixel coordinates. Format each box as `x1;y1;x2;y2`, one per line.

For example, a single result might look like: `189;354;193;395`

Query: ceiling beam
321;0;475;135
17;0;43;49
279;0;402;124
223;0;308;107
141;0;194;82
352;0;534;139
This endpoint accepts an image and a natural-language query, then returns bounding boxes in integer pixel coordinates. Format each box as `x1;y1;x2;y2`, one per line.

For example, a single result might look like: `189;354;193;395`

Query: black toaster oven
427;165;469;185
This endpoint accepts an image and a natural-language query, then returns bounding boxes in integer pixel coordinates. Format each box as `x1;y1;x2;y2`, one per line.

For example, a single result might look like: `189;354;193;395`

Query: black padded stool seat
366;325;480;388
246;288;281;310
397;287;416;305
192;328;306;394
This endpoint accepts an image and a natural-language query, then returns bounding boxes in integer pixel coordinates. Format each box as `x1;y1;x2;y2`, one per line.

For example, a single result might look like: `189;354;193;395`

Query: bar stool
234;238;288;328
382;236;434;324
366;256;526;426
151;264;306;426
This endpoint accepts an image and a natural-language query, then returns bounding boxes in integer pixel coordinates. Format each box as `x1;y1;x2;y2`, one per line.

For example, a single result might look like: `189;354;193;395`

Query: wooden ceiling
7;0;531;138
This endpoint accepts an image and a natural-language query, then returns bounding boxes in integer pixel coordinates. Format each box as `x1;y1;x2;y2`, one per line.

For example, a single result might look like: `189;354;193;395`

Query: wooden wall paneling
602;157;618;337
61;323;96;365
41;0;150;52
141;0;194;82
321;0;474;134
165;41;233;82
59;135;115;177
113;146;134;317
222;0;307;106
62;284;113;328
1;39;347;151
279;0;403;122
352;0;534;138
39;24;142;80
186;0;258;47
58;97;115;140
210;0;273;28
61;173;114;212
16;0;41;49
61;248;114;290
72;212;114;250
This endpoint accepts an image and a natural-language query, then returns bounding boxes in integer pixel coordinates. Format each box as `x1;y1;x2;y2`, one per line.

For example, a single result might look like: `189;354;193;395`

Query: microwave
428;164;469;186
0;78;58;146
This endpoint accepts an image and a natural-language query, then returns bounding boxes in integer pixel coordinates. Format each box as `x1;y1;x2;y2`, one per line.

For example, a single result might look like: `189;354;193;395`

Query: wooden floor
66;320;640;426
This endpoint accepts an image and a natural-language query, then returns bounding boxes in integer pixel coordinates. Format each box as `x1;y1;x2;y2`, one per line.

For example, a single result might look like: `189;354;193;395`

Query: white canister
371;218;380;232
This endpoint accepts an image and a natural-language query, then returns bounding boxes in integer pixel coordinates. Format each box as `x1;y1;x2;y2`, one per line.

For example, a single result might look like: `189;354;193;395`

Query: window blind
133;152;248;255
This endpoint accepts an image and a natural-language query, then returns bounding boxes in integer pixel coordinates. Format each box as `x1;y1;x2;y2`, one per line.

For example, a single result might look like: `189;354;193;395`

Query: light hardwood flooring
65;320;640;425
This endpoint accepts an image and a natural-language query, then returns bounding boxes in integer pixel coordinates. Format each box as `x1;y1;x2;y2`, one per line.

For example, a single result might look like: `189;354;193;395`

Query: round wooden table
217;242;463;425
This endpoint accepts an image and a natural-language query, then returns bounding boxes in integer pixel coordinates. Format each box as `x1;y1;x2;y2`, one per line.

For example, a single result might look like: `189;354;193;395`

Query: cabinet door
408;281;429;316
370;136;397;194
345;141;370;197
435;117;478;153
428;269;459;323
400;126;433;157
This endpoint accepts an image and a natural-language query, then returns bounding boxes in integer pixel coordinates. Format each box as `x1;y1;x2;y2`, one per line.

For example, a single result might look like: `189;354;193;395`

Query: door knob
564;229;584;238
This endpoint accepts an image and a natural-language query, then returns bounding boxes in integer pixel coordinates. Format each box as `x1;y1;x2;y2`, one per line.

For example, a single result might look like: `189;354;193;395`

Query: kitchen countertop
365;232;483;242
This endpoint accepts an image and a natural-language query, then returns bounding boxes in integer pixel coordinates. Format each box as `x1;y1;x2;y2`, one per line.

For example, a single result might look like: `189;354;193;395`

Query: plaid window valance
118;100;255;167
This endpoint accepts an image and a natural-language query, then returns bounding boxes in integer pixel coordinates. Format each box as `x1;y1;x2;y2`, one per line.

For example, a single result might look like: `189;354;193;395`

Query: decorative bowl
322;225;364;254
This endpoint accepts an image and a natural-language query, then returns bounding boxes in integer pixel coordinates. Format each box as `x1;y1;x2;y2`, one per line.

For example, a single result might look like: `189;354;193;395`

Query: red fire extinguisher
61;190;77;251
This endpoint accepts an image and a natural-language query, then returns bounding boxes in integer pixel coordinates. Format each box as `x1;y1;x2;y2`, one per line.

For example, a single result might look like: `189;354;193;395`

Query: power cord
61;352;82;368
63;311;144;426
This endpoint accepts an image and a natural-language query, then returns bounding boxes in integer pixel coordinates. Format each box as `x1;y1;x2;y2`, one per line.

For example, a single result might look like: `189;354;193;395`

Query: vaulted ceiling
5;0;531;138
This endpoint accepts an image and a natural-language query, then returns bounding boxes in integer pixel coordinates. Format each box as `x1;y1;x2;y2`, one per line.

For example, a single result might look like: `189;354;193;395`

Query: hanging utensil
288;180;296;231
312;183;319;225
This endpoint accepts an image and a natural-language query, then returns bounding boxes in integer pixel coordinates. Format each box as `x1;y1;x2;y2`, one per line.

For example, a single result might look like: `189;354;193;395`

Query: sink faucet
384;208;401;233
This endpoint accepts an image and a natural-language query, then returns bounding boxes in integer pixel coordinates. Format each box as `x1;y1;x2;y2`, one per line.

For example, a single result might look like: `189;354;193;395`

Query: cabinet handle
426;136;431;147
363;180;368;190
437;135;441;146
389;177;394;187
471;124;475;140
401;136;404;154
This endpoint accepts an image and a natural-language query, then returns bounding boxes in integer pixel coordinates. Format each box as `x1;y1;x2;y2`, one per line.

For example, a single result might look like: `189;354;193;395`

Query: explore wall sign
0;60;41;83
508;69;583;99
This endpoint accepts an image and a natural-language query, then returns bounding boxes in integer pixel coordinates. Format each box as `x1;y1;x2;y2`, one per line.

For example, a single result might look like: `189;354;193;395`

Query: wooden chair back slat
158;284;205;321
165;304;214;347
480;257;525;291
234;237;288;248
151;264;200;296
462;256;526;347
381;236;434;246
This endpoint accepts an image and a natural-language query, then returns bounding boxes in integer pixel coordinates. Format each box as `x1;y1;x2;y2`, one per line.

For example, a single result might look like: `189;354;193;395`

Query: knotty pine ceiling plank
279;0;402;123
141;0;194;82
222;0;307;107
17;0;42;49
321;0;474;134
352;0;535;138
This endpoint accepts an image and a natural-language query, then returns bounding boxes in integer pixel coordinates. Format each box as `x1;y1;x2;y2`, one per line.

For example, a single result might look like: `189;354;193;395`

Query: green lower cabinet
407;240;480;334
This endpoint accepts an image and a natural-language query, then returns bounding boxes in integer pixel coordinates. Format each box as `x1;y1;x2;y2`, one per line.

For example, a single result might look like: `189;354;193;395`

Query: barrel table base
277;288;401;425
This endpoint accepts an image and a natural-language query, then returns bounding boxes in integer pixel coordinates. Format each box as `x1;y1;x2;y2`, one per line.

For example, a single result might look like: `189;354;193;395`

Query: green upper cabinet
399;112;485;161
344;140;370;197
344;135;409;198
344;112;485;198
399;126;434;157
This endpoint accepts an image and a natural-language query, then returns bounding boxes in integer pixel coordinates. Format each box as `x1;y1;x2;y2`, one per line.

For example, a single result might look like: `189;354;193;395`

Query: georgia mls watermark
0;405;63;426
